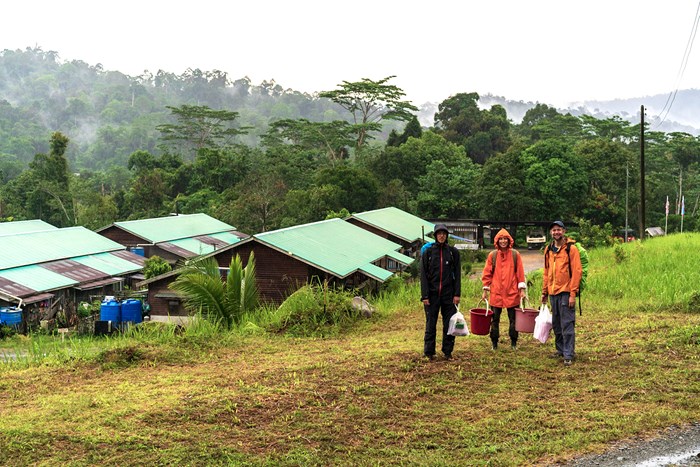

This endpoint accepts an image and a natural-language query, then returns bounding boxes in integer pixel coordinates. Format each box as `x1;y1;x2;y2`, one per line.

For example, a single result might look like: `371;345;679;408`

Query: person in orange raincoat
541;220;582;366
481;228;526;350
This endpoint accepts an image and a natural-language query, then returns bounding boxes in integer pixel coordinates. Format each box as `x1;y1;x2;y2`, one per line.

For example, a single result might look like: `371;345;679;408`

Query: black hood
433;223;450;239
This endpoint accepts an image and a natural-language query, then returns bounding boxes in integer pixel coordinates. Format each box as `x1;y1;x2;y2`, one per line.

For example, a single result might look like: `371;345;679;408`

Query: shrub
613;244;629;263
269;282;359;337
143;255;172;279
381;272;411;294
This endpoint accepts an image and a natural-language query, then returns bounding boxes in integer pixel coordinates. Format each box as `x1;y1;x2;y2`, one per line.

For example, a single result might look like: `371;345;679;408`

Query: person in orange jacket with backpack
541;220;582;366
481;228;527;351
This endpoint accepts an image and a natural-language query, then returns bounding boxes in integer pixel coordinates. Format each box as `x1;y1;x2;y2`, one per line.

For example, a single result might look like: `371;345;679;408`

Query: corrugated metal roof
111;213;238;243
386;250;414;265
41;260;107;283
209;231;248;243
0;276;36;297
161;233;245;257
0;227;124;270
109;250;146;266
347;207;435;243
74;277;123;291
0;219;57;236
358;263;393;282
255;218;411;279
155;242;199;258
72;252;144;276
0;265;78;292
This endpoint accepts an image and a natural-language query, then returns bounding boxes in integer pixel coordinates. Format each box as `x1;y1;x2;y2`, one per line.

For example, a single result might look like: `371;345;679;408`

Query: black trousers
424;296;456;357
490;306;518;346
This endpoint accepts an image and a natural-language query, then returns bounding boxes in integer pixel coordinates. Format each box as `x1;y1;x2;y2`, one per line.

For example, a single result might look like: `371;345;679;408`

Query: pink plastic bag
533;304;552;343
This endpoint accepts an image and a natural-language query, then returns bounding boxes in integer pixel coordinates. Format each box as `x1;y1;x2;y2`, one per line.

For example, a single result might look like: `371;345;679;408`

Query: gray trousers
550;293;576;359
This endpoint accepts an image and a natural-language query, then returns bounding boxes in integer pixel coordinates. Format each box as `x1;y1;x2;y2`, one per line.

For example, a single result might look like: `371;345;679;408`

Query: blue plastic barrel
121;299;143;324
0;307;22;327
100;299;121;323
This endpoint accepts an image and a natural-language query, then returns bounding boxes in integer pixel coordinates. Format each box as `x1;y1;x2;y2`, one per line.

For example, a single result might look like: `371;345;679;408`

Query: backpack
489;250;518;275
544;241;589;314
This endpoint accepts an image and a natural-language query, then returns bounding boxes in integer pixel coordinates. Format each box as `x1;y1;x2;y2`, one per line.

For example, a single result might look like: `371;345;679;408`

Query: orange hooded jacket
481;229;526;308
542;237;583;296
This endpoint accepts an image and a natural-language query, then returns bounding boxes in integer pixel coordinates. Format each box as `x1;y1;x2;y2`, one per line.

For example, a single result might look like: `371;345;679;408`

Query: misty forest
0;47;698;235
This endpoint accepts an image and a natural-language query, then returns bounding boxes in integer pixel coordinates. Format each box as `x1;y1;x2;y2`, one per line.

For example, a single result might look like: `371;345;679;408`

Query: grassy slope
0;235;698;466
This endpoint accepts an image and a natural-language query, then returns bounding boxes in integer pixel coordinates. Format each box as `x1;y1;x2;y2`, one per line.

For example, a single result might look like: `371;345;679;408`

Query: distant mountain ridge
417;90;700;135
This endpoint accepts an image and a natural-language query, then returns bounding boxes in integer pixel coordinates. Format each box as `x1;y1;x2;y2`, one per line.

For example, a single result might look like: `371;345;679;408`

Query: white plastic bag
448;309;470;336
533;304;553;343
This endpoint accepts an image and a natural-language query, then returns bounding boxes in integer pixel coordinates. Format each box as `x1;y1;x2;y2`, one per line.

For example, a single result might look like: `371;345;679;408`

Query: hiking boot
491;343;498;351
444;353;453;361
511;344;517;351
424;354;435;361
563;359;572;366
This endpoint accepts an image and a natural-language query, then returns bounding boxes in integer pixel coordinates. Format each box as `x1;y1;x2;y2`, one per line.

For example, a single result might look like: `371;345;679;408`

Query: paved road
520;249;544;273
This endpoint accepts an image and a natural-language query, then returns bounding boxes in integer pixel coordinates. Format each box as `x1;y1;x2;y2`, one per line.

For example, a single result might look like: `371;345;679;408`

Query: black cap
549;220;566;230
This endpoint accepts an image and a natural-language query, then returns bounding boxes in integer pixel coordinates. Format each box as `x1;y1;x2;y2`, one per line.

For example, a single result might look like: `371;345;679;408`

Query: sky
3;1;700;109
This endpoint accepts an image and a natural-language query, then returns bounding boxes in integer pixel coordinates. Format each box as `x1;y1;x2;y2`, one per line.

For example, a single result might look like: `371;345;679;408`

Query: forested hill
0;47;352;170
2;47;698;173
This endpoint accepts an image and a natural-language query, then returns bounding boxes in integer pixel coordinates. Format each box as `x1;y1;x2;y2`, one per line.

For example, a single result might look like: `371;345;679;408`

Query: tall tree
386;115;422;147
433;92;511;164
262;118;355;164
156;105;250;159
320;76;418;150
12;131;76;226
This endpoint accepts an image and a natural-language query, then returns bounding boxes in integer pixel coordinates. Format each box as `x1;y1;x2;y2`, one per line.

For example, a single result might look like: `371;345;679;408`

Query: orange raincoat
481;229;526;308
542;238;583;296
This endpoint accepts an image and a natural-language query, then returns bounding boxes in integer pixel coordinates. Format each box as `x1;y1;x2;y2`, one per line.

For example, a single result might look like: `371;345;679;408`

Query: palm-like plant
170;252;258;328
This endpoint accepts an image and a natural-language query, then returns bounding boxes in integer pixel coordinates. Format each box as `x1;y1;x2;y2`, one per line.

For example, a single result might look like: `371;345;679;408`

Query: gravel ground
554;423;700;466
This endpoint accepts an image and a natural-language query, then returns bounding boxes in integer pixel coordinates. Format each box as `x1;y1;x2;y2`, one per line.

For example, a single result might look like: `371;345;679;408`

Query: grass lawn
0;236;698;466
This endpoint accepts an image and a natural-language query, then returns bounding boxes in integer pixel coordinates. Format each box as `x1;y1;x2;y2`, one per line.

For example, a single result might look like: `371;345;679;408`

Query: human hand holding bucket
515;296;539;333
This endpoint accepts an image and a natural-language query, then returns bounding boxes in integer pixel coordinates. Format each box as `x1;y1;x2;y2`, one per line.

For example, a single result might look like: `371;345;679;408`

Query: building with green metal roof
345;207;434;258
138;218;415;314
0;219;57;236
0;227;145;330
97;213;248;263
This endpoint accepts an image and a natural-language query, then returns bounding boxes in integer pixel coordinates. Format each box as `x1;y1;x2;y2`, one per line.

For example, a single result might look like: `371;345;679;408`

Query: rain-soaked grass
0;234;698;466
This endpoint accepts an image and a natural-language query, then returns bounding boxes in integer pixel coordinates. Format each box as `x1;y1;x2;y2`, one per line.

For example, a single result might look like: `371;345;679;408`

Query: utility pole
625;161;629;241
640;105;646;240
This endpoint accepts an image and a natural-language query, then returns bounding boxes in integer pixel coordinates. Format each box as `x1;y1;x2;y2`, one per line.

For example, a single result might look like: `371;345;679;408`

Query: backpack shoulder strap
491;249;518;275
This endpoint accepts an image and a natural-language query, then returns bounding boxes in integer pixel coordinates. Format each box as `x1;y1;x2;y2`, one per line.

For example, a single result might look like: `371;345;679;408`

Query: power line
653;1;700;129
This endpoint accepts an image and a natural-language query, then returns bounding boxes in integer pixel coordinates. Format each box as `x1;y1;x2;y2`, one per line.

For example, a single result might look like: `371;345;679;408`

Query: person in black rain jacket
420;224;461;360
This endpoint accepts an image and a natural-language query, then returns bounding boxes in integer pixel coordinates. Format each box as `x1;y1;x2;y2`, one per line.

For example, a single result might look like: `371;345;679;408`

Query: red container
470;307;493;335
515;302;539;333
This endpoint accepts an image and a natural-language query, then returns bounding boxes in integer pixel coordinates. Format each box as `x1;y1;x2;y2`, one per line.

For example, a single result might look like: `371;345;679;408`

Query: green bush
380;272;411;294
268;283;360;337
613;244;629;263
0;324;16;339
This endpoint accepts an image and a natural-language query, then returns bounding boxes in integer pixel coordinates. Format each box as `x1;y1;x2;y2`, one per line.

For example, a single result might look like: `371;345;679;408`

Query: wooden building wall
146;276;187;317
98;226;145;248
214;241;313;305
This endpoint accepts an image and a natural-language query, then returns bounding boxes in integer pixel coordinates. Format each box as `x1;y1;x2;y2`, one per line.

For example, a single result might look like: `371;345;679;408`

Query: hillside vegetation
0;234;698;466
